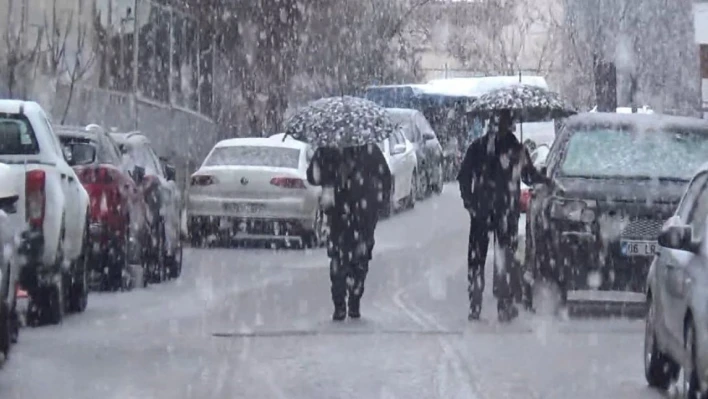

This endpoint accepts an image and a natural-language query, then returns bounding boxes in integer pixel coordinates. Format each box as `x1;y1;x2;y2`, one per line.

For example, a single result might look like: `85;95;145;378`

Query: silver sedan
187;137;326;247
644;165;708;398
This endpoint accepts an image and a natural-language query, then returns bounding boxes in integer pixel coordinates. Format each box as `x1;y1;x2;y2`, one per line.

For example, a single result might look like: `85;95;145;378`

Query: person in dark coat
457;109;554;322
306;143;392;321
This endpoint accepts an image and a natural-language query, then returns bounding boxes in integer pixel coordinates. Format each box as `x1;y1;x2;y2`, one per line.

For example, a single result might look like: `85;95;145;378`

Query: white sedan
378;128;417;216
187;137;326;247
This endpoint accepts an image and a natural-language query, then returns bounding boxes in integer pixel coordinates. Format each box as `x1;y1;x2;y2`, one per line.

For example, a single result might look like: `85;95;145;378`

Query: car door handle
68;176;74;182
61;173;67;179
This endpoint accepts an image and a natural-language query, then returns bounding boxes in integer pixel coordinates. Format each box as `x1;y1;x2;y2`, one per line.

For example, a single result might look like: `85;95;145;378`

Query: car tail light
520;188;532;213
191;175;216;186
25;169;46;228
270;177;306;189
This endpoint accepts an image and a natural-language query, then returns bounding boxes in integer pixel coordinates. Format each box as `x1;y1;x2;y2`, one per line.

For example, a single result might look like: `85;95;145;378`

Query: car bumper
187;195;318;222
188;216;315;240
543;221;655;293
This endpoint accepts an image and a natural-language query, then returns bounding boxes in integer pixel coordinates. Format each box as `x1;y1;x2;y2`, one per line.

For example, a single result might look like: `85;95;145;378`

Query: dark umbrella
469;84;575;141
284;96;397;148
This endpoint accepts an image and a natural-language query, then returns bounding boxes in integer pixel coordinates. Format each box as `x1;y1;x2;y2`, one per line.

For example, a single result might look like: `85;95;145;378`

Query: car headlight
549;198;597;223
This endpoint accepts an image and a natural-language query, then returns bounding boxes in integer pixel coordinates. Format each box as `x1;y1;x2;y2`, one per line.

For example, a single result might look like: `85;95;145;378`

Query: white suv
0;100;90;325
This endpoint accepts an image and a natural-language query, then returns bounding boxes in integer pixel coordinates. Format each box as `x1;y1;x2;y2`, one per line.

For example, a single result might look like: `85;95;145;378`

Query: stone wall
53;84;218;191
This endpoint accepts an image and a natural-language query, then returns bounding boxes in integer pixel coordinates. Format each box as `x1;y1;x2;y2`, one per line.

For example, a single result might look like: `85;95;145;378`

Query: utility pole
132;0;140;129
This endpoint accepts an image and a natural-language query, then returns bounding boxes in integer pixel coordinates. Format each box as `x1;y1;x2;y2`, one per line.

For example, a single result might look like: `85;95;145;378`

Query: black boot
332;302;347;321
497;299;519;323
348;297;360;319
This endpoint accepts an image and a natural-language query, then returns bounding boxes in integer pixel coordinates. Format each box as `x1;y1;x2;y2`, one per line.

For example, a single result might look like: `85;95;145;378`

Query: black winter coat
456;129;550;222
306;143;392;263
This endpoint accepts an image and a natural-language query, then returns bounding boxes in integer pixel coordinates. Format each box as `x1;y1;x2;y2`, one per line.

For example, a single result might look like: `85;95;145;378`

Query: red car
56;125;149;291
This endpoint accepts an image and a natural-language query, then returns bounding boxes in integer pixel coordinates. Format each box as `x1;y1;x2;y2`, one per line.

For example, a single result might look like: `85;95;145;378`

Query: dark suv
526;113;708;311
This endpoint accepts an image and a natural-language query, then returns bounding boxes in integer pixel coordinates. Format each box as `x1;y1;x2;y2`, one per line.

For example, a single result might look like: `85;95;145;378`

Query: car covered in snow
111;132;183;283
385;108;444;198
0;100;90;326
377;128;418;216
525;112;708;312
0;162;21;360
188;137;327;248
56;124;149;291
644;162;708;398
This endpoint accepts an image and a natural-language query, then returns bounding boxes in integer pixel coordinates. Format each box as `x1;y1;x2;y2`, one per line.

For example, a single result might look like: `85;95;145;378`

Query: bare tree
1;0;42;98
442;0;562;76
60;16;98;123
38;0;97;123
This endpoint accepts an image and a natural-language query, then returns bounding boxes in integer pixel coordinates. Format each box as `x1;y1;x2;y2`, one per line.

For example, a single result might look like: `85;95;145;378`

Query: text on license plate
620;240;657;257
223;203;264;212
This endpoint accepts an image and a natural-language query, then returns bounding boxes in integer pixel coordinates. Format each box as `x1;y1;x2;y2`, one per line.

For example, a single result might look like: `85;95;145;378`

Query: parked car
385;108;444;197
525;112;708;313
644;164;708;398
0;100;90;326
56;125;148;291
188;137;327;248
111;132;183;282
377;128;418;216
0;163;21;360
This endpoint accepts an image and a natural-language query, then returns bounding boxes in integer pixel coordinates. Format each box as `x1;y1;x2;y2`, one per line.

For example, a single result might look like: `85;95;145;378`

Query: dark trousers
467;212;521;315
330;258;369;308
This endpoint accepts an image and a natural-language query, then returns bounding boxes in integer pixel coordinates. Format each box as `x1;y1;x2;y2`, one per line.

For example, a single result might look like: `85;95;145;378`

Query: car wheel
0;300;10;359
684;319;706;398
433;164;444;194
408;171;417;209
69;218;89;313
415;169;427;200
644;294;679;390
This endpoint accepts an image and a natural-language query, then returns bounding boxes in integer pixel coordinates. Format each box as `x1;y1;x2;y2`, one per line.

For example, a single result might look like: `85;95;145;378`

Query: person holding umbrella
285;96;393;321
457;108;555;322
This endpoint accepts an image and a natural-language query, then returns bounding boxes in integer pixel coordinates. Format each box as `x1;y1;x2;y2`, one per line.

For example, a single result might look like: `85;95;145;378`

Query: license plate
620;240;657;257
223;203;264;213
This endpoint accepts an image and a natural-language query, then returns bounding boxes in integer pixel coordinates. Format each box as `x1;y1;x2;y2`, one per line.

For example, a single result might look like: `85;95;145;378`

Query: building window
701;44;708;79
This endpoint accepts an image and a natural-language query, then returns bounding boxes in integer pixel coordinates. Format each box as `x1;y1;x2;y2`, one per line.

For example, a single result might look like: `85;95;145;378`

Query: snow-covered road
0;184;664;398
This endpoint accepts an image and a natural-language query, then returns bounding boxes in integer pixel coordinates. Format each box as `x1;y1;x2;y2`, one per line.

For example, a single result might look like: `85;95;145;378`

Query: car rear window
0;115;39;155
560;126;708;180
59;136;96;165
204;146;301;168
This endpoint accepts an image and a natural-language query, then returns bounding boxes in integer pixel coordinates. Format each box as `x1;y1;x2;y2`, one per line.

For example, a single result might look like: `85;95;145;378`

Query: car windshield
204;145;301;168
0;116;39;155
560;127;708;180
127;145;161;176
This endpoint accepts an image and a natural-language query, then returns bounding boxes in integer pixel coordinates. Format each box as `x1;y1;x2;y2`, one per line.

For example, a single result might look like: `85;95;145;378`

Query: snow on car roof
426;76;549;97
217;136;307;150
385;107;418;116
0;99;44;117
564;112;708;132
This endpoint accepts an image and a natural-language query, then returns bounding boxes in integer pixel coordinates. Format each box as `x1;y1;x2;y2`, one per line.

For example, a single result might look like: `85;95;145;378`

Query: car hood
556;176;687;205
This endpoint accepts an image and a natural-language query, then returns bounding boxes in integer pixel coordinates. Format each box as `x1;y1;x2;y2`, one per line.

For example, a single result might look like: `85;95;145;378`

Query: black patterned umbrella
284;96;397;148
470;84;575;121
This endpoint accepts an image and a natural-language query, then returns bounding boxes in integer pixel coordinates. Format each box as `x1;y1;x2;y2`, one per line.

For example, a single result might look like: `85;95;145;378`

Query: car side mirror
658;222;698;252
118;144;128;154
132;165;145;184
423;132;435;141
391;143;406;155
164;164;176;181
62;145;74;166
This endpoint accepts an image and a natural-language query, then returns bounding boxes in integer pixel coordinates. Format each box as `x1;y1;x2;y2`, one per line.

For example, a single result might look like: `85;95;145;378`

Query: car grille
620;218;663;240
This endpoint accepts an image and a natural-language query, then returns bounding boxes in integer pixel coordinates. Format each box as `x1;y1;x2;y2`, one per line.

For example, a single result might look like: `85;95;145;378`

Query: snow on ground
0;184;659;399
